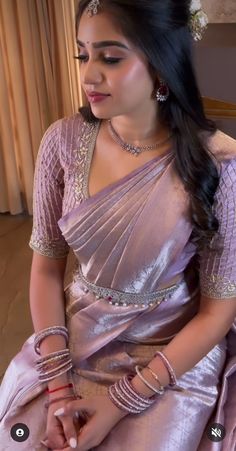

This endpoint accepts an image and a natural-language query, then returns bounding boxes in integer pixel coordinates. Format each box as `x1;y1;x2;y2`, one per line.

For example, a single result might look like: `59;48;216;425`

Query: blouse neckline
82;119;174;200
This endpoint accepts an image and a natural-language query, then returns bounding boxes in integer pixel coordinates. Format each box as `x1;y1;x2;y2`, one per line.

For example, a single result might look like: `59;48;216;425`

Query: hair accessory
135;365;165;395
189;0;208;41
86;0;100;17
156;79;170;102
154;351;177;386
108;120;172;156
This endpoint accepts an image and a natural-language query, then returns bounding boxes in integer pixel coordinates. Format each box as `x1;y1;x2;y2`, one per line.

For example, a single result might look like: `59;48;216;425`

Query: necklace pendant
125;143;141;156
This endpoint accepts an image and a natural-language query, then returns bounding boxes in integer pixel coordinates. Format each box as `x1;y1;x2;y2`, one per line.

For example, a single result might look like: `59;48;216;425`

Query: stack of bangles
34;326;79;409
34;326;177;413
107;351;177;414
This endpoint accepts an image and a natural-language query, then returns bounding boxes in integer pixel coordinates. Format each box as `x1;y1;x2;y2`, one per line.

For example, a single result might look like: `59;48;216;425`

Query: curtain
0;0;82;215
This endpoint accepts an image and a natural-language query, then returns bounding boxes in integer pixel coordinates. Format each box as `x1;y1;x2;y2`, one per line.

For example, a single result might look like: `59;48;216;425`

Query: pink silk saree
0;115;236;451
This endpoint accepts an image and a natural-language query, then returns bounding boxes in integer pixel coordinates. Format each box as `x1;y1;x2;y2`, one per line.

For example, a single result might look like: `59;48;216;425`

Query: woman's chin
90;107;112;120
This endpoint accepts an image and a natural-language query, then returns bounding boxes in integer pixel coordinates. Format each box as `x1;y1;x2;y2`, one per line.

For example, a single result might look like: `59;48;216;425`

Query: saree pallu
0;151;235;451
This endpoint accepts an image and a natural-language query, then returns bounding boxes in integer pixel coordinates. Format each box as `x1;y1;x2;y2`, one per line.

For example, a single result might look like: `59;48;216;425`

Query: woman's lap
0;336;226;450
74;340;227;451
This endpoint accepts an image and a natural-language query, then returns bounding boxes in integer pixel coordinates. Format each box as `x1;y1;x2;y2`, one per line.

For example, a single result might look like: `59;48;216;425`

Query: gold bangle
146;366;164;390
135;365;165;395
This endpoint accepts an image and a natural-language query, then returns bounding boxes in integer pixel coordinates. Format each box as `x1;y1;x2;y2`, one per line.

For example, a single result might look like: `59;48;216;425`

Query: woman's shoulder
54;111;96;133
46;110;99;137
202;128;236;163
206;130;236;198
42;111;99;157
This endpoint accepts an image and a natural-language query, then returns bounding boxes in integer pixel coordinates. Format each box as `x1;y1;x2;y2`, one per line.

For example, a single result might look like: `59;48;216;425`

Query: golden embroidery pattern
201;273;236;299
29;232;69;259
74;120;100;201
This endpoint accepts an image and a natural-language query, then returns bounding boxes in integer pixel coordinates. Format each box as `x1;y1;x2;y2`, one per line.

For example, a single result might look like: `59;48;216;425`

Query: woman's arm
131;296;236;397
132;157;236;396
31;252;83;449
30;252;70;392
53;296;236;451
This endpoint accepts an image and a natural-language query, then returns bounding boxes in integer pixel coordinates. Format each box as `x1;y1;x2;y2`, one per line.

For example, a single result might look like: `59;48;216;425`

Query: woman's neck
108;112;169;145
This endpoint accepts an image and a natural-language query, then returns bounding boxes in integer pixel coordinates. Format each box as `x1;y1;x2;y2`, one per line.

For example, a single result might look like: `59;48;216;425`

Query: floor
0;213;74;385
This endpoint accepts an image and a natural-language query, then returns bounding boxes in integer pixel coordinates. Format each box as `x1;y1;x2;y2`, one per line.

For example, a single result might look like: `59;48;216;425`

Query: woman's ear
151;77;160;100
148;64;160;99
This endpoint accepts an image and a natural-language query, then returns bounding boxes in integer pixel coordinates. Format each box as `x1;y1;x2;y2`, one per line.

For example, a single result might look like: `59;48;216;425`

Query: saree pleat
58;153;193;293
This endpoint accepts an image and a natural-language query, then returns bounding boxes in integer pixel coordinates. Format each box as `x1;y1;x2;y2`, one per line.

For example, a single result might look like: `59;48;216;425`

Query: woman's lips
86;92;110;103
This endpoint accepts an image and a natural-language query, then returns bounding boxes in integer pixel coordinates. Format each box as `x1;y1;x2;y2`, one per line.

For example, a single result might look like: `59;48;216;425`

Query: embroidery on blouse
29;232;69;259
74;119;100;201
29;118;100;258
200;273;236;299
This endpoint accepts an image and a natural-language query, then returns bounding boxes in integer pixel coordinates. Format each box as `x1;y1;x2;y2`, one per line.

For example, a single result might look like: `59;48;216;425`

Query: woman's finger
40;438;50;447
58;414;81;449
76;420;102;451
44;418;68;449
54;398;94;418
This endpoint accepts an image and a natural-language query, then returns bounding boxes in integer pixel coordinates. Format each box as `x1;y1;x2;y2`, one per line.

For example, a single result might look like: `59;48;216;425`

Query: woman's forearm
29;256;70;391
131;309;232;397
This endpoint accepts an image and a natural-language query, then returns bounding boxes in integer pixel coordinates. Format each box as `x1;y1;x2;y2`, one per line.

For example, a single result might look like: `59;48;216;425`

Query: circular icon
10;423;30;442
207;423;226;442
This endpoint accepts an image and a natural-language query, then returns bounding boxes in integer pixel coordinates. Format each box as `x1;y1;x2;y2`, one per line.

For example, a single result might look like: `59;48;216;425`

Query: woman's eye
74;55;122;65
103;57;122;64
74;55;88;62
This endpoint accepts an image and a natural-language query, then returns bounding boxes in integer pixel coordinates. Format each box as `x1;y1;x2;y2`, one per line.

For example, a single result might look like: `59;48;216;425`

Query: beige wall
202;0;236;23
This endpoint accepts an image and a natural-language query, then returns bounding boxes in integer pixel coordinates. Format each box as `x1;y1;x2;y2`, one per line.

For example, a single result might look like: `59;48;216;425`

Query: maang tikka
86;0;100;17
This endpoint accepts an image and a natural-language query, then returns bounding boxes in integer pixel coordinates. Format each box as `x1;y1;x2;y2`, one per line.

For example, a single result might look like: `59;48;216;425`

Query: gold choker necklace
108;120;172;156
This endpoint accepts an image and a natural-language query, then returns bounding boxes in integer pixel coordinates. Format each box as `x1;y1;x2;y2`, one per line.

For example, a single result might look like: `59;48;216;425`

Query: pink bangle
154;351;177;386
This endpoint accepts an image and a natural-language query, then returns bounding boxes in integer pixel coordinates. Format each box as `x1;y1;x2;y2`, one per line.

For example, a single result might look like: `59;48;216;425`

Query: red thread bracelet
46;383;73;394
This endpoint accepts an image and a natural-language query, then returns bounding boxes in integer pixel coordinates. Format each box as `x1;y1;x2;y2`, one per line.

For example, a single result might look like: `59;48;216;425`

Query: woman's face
77;11;157;120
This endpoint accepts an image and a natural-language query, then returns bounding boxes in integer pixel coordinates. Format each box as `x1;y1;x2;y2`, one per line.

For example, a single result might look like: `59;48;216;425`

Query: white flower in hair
190;0;202;14
189;0;208;41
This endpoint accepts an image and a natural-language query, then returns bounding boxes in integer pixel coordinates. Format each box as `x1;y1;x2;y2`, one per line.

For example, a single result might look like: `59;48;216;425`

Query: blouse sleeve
199;158;236;299
29;120;70;259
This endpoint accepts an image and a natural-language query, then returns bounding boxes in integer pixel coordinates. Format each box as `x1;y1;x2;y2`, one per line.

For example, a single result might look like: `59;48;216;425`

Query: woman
0;0;236;450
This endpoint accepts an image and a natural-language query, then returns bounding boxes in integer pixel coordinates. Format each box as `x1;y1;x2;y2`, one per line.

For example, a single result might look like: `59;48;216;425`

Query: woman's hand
52;394;128;451
41;395;85;450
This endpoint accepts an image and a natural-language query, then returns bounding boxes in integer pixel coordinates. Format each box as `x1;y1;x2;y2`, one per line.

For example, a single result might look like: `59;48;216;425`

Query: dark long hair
76;0;219;243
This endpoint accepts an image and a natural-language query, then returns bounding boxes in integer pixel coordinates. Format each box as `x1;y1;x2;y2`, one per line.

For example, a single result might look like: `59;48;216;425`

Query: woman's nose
81;61;103;85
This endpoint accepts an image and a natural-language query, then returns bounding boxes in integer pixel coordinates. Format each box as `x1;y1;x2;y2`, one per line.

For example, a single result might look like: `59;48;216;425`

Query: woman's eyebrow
76;39;130;50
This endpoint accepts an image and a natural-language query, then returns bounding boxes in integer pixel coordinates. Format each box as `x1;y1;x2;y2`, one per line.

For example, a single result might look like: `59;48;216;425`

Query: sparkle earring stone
86;0;100;17
156;79;170;102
